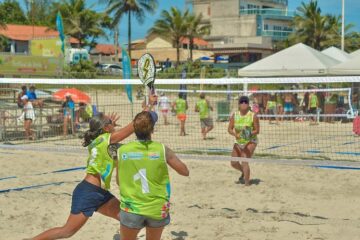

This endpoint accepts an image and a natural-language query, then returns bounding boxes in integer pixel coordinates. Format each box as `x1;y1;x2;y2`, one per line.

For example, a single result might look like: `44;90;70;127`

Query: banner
30;39;63;57
122;46;133;103
56;11;65;54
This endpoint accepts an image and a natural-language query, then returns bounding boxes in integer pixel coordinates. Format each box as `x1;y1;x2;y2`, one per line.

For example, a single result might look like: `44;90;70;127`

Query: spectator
21;95;35;140
17;85;27;108
27;85;43;107
308;91;319;125
158;92;171;125
265;94;279;124
76;102;93;126
324;92;337;123
283;93;295;119
62;94;75;136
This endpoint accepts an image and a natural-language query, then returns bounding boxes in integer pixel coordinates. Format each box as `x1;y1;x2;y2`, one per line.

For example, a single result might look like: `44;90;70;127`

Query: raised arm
165;146;189;176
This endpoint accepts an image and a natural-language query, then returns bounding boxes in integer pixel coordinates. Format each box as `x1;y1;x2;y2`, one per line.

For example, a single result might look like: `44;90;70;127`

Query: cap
238;96;249;104
21;95;28;100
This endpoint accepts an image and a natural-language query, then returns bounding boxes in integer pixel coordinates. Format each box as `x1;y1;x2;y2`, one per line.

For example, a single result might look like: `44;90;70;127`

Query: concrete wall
147;37;173;49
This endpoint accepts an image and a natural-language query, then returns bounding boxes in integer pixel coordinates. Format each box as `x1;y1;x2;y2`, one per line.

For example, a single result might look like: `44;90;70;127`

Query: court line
313;166;360;170
0;180;80;194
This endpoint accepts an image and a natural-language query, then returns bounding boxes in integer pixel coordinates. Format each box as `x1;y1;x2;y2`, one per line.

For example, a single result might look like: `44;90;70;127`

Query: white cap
21;95;28;100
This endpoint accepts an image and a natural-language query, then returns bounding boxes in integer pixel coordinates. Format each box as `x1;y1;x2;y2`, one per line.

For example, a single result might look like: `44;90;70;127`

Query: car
99;64;123;75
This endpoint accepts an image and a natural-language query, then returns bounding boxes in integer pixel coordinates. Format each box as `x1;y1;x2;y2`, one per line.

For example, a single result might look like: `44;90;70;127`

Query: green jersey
266;100;276;109
234;111;257;145
310;94;318;108
175;98;186;115
196;99;210;119
118;140;171;220
86;133;114;190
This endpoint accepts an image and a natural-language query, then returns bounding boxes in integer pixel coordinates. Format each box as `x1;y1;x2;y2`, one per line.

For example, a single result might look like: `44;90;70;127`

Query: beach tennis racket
241;127;252;141
138;53;156;95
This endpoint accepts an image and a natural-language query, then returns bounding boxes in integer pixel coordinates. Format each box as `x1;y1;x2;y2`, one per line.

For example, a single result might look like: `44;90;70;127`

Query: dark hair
21;85;27;91
82;113;107;147
133;111;154;141
200;93;205;99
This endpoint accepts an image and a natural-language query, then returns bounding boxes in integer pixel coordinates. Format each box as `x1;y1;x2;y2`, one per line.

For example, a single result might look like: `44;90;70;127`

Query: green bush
64;60;97;79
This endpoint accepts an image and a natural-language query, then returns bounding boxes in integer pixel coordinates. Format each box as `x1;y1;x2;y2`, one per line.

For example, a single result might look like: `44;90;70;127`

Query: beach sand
1;146;360;240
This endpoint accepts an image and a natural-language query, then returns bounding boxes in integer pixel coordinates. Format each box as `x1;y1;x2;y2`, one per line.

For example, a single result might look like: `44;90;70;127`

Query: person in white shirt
158;92;171;125
21;95;35;140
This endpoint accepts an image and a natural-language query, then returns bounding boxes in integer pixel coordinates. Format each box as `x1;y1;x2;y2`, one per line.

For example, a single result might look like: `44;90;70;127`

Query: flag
122;46;133;103
56;11;65;54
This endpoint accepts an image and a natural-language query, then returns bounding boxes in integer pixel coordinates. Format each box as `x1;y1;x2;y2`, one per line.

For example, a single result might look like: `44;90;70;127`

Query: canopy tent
350;49;360;58
321;47;351;62
329;55;360;75
238;43;340;77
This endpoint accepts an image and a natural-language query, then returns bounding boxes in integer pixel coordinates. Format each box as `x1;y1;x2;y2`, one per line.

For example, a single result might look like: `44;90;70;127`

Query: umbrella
52;88;91;103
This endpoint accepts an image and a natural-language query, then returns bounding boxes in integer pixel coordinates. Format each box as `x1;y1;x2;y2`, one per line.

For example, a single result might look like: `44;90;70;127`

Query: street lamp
341;0;345;51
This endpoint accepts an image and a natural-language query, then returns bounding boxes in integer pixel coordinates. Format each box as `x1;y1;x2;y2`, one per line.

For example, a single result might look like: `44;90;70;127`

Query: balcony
262;30;293;40
240;8;295;19
261;0;288;5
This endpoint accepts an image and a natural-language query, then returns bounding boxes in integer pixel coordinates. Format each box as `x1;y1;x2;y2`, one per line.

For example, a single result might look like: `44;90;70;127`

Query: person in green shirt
195;93;214;140
32;95;158;240
228;96;260;186
172;93;188;136
308;91;319;125
118;111;189;240
265;95;279;125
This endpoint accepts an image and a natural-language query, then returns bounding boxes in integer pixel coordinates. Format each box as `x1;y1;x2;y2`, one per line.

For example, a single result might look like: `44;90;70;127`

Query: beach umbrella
52;88;91;103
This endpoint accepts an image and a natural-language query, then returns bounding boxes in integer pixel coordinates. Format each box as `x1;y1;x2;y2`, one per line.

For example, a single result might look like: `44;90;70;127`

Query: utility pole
341;0;345;51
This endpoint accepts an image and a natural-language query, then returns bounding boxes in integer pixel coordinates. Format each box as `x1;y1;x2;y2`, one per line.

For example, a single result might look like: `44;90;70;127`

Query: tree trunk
190;37;194;62
176;39;180;66
128;12;131;61
114;25;119;62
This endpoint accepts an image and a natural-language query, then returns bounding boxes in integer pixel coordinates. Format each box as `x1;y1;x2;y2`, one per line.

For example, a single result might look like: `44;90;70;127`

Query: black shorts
309;107;317;114
71;180;115;217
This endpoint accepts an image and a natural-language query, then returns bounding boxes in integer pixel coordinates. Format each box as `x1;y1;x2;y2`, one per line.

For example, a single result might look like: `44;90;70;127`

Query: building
131;33;213;66
0;24;78;54
190;0;294;68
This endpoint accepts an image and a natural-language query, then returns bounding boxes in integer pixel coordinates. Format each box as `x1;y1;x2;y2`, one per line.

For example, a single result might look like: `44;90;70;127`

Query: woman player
32;97;158;239
117;111;189;240
228;96;260;186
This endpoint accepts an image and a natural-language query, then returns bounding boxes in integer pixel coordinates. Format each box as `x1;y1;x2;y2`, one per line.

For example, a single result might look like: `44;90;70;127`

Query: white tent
238;43;340;77
321;47;351;62
329;54;360;75
350;49;360;58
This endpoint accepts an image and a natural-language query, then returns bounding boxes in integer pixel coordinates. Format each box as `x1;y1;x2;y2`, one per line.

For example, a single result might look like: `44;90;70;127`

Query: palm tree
290;0;354;51
50;0;107;48
185;13;211;61
106;0;158;59
150;7;189;66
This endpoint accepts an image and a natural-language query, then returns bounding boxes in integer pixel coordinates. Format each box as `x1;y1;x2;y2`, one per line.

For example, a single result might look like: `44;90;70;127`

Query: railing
262;30;293;39
261;0;288;5
240;8;295;17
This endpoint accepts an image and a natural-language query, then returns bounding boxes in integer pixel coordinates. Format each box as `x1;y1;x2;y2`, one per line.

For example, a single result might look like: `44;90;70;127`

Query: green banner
0;55;63;76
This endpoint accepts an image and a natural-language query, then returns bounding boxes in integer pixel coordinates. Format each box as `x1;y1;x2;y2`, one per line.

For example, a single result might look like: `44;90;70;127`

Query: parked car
99;64;123;75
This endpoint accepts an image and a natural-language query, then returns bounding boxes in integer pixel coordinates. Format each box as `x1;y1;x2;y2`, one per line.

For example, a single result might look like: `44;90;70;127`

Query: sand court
1;146;360;240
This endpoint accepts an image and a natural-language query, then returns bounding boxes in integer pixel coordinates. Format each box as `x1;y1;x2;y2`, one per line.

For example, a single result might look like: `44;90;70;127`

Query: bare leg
242;143;257;186
230;144;243;172
180;120;185;136
146;226;165;240
205;125;214;137
97;197;120;221
32;213;88;240
120;225;141;240
201;127;206;140
63;117;68;136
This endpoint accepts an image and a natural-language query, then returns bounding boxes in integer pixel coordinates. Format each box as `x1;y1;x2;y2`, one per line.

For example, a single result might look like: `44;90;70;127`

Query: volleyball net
0;77;359;164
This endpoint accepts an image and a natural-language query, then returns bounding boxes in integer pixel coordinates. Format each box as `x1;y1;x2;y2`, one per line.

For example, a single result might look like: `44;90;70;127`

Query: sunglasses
103;118;113;126
239;101;249;104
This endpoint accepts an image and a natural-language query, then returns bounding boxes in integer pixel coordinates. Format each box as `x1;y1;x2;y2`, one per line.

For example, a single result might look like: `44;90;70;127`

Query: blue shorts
120;210;170;229
71;180;115;217
284;102;294;113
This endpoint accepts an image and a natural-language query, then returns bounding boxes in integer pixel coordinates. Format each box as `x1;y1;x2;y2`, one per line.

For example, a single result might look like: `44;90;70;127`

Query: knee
230;161;238;168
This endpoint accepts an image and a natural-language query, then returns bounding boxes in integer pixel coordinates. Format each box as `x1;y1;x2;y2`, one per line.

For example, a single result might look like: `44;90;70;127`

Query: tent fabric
238;43;340;77
350;49;360;58
321;47;351;62
329;55;360;75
